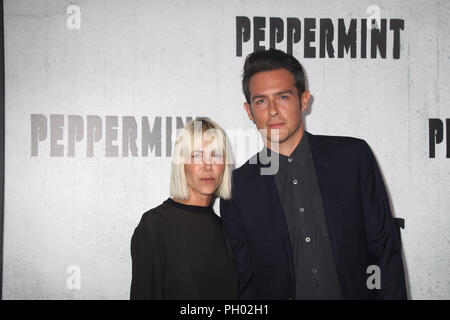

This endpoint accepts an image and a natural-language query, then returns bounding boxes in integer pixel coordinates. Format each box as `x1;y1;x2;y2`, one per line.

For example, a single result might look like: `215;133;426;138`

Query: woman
130;118;238;299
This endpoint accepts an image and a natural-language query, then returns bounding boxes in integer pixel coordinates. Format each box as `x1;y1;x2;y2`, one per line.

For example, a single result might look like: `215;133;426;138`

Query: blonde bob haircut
170;118;232;200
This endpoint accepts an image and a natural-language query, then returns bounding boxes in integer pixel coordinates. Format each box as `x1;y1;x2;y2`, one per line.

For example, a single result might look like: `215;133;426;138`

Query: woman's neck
173;194;211;207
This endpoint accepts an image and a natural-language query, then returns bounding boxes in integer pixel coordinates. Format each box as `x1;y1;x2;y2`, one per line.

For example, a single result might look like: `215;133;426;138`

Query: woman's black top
130;198;238;299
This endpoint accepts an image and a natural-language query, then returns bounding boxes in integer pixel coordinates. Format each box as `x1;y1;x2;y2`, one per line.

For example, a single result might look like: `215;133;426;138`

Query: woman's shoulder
137;200;171;227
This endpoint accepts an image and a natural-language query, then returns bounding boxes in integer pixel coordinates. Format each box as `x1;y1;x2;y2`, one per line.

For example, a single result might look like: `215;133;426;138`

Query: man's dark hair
242;49;306;104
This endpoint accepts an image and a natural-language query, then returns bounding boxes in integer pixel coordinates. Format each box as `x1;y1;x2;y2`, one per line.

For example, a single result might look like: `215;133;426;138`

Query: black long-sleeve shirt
130;198;238;299
271;134;343;299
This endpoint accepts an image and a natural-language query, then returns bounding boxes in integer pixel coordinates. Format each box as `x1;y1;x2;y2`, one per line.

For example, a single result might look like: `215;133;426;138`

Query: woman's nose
202;155;213;170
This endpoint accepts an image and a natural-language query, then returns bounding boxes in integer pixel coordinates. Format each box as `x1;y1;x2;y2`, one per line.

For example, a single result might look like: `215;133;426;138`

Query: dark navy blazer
220;132;407;299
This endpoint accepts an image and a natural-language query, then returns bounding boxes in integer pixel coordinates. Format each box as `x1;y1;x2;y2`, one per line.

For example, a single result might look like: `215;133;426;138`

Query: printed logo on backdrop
429;118;450;158
235;6;405;59
30;115;281;173
30;115;196;157
29;115;271;164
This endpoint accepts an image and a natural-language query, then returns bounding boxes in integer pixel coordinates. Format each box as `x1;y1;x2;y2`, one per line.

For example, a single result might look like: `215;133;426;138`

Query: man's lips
267;123;285;129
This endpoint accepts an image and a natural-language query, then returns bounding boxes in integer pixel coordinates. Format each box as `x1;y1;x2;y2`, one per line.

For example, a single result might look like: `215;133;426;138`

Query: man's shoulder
307;132;368;154
308;132;366;145
231;154;261;184
230;132;370;182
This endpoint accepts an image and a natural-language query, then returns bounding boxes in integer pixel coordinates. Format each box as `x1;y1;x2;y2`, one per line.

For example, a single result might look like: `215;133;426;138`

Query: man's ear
300;90;311;112
244;102;255;122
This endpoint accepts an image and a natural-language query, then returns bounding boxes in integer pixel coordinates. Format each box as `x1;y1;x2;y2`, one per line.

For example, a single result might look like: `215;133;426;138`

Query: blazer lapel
255;151;295;280
307;132;341;267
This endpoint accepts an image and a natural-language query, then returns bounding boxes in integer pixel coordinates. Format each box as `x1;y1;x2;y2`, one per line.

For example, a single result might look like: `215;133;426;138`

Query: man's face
244;68;310;148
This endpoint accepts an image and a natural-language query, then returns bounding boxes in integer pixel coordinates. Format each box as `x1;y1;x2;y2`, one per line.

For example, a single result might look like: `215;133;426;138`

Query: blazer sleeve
130;214;164;300
220;196;256;299
360;141;407;299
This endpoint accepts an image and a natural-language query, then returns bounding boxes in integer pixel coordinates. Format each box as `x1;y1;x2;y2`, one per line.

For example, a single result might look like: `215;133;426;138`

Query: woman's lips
200;178;215;184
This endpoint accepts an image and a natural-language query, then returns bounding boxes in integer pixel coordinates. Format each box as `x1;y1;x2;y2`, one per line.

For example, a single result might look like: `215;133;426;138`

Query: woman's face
184;138;225;202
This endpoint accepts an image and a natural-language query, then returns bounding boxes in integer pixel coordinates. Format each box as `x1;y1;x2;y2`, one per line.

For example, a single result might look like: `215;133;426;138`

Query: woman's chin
197;187;218;197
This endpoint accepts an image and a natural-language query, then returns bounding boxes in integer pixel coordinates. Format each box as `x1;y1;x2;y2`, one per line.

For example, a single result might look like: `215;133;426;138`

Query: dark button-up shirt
269;133;343;299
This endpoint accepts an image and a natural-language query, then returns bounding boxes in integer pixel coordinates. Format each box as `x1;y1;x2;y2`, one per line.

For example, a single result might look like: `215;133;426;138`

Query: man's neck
266;128;305;156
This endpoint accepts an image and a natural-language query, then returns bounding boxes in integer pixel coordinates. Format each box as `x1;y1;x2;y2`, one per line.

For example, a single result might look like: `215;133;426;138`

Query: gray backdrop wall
3;0;449;299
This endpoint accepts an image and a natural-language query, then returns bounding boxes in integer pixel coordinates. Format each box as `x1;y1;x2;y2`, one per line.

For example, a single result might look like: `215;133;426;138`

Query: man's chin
267;130;287;140
265;136;288;147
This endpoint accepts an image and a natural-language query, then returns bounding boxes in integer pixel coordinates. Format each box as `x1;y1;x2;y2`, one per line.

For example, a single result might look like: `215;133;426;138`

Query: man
220;49;407;300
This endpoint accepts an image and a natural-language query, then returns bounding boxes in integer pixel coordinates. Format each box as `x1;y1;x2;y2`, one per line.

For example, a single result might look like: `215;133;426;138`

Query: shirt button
293;179;298;185
312;268;318;274
288;157;293;163
299;208;305;214
305;237;311;243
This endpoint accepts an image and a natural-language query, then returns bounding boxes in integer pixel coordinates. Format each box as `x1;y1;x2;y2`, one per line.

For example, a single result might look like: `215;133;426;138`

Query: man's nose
268;99;279;116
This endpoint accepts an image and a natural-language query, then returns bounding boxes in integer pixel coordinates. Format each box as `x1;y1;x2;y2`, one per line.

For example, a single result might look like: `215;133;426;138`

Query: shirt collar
260;133;310;170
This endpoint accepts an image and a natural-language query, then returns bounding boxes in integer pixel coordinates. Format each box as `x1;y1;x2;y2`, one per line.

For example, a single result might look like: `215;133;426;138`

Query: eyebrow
277;90;294;96
251;90;294;102
251;95;267;102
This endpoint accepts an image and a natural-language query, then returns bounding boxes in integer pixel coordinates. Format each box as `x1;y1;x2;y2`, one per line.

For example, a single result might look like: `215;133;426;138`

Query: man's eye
280;95;288;100
256;99;265;104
